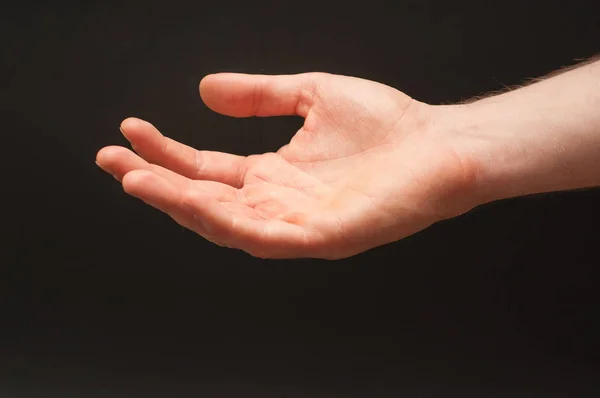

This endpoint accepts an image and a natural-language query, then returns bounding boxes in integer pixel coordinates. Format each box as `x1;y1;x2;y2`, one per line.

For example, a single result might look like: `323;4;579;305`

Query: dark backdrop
2;1;600;396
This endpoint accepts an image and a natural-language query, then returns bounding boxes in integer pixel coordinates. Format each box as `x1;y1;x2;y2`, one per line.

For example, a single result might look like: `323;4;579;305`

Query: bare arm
454;57;600;204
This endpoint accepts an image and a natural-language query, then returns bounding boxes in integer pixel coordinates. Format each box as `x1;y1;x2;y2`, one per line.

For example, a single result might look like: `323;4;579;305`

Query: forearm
456;57;600;203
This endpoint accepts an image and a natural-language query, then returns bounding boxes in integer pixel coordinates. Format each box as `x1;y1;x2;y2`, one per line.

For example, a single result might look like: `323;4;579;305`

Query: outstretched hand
96;73;477;259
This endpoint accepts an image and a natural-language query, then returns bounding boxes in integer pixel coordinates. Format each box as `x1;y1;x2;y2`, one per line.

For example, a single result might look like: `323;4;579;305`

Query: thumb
199;72;321;118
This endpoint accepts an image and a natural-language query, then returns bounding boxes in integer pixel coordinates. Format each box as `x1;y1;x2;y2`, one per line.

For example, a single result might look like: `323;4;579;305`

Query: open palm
97;73;475;259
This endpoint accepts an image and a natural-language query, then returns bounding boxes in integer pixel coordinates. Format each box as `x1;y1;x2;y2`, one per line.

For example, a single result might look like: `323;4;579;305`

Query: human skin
96;58;600;259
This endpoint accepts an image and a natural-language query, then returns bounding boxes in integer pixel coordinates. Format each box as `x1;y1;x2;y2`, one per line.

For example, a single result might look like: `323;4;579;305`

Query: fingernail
96;161;120;181
119;125;129;139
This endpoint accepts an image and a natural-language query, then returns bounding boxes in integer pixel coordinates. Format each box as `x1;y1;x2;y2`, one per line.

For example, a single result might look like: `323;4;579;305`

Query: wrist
450;97;588;205
450;98;547;205
449;60;600;205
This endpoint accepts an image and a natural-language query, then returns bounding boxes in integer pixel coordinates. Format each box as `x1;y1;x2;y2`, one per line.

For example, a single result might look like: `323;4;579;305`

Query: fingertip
200;72;237;84
96;145;129;164
120;116;143;129
199;74;222;105
199;73;225;96
96;146;135;180
199;73;216;89
120;117;153;139
95;146;112;165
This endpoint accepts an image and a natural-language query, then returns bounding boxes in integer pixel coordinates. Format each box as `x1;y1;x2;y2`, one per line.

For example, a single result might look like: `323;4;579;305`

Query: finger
121;170;212;239
123;170;315;259
97;145;179;184
199;73;322;118
119;117;248;188
96;146;238;202
122;169;241;246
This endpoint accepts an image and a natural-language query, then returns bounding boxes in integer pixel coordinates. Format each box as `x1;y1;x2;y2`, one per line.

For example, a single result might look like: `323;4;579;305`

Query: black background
2;1;600;396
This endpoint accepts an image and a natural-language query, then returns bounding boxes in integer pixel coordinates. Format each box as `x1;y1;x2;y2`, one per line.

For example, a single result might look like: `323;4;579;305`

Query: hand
96;73;478;259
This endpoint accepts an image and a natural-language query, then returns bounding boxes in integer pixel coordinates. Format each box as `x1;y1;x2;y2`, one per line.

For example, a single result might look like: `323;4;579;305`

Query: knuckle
252;78;265;115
